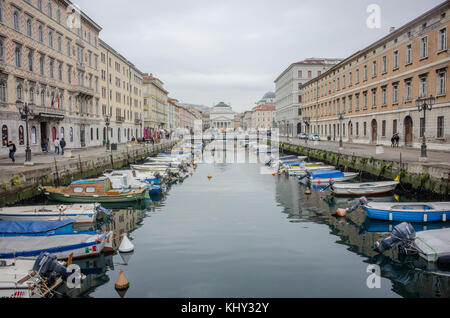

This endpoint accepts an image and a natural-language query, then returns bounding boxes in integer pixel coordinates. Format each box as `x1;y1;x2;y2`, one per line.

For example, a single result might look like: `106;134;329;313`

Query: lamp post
416;95;435;159
105;114;111;150
338;112;345;148
16;100;34;163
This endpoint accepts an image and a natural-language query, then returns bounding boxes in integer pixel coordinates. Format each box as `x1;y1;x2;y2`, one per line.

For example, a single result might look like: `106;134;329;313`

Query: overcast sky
75;0;443;113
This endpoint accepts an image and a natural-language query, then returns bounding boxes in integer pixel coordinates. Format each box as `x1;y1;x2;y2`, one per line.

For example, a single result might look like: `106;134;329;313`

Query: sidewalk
0;141;173;170
279;137;450;166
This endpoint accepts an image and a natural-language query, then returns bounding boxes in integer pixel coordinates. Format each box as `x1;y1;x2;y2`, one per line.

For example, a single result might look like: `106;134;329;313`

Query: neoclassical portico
210;102;234;129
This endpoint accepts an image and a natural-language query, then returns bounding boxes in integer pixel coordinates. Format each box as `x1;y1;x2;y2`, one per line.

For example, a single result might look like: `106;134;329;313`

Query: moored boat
287;165;335;176
0;203;110;223
364;201;450;222
41;178;149;203
331;181;399;196
299;170;359;184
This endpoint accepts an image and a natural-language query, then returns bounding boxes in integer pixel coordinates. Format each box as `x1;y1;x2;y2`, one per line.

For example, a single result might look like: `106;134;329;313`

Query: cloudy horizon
75;0;444;113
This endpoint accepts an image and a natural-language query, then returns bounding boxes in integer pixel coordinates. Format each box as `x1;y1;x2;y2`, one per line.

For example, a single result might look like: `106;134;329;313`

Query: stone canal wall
272;140;450;198
0;141;178;207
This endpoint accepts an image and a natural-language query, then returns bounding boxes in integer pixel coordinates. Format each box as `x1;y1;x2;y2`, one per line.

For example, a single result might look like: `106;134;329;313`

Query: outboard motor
95;204;112;217
374;222;417;254
298;170;311;181
33;252;70;286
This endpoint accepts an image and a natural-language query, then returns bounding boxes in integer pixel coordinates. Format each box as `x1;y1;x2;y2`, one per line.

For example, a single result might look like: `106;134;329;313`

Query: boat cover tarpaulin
311;170;344;179
0;233;102;258
0;220;75;235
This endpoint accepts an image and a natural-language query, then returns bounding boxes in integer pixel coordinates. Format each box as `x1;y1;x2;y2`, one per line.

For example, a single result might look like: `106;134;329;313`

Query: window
420;37;428;58
382;56;387;73
18;126;24;145
39;54;44;75
356;122;359;136
298;70;302;78
29;87;34;103
437;71;446;96
0;37;4;62
348;95;353;112
393;51;399;69
37;0;42;11
406;44;412;64
371;89;377;108
13;9;20;31
31;126;36;144
393;120;398;134
67;65;72;83
0;80;6;102
73;187;83;193
48;29;53;47
57;34;62;51
38;24;43;42
381;86;387;106
439;28;447;51
355;69;359;83
437;116;444;138
363;122;367;136
56;8;60;23
0;0;3;23
382;120;386;137
86;187;96;193
14;43;22;68
40;89;45;106
372;61;377;77
26;16;32;37
308;71;312;78
47;1;52;18
349;72;352;86
355;93;360;111
419;76;427;97
49;58;54;78
27;49;33;72
2;125;8;147
405;80;412;101
392;83;398;104
420;118;425;138
363;91;367;109
70;127;73;142
58;62;62;80
363;65;367;81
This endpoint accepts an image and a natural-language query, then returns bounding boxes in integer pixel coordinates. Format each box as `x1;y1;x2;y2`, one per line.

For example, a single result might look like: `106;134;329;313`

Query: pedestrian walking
8;141;16;163
391;133;396;147
394;133;400;147
43;138;49;152
60;138;66;155
54;138;60;155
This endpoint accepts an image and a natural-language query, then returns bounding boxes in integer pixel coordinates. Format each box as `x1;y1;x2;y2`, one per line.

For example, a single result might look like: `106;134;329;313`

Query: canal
53;143;449;298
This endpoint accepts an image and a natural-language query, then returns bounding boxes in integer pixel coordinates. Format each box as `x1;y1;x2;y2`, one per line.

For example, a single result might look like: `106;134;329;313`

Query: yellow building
99;40;144;144
300;2;449;150
143;73;168;139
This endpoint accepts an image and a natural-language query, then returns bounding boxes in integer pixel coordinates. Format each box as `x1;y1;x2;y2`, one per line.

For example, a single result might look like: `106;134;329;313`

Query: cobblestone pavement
279;137;450;166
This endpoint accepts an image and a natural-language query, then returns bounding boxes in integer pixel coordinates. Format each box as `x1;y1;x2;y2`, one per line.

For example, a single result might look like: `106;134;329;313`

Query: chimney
389;27;396;33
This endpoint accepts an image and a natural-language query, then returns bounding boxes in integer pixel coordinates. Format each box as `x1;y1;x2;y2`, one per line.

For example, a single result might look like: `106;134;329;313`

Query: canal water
53;145;449;298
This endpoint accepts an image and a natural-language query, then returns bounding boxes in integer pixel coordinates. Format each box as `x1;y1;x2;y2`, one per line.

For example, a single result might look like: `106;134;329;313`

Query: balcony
74;85;94;98
135;118;142;125
76;62;85;71
33;105;66;120
116;115;125;123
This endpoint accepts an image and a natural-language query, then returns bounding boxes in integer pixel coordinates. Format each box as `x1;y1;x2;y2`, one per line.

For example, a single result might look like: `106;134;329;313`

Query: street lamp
338;112;345;148
16;100;34;162
416;95;435;158
105;114;111;150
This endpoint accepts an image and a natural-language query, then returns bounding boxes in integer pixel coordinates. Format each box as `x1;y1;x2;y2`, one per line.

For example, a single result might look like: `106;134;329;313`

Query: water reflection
275;175;450;298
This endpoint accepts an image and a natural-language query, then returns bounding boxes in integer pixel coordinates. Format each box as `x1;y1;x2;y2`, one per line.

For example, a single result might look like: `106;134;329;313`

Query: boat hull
332;182;399;196
44;190;148;203
364;207;450;223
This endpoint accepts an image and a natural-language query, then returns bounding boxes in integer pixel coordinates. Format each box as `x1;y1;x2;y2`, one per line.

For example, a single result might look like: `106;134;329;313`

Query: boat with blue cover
0;219;114;260
363;201;450;222
299;170;359;184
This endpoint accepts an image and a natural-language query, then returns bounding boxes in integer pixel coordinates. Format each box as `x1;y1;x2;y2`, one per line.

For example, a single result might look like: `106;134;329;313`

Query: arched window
13;10;20;31
2;125;7;147
69;127;73;142
31;126;37;144
18;126;24;145
96;128;99;140
40;89;45;106
60;127;64;139
16;84;23;101
90;127;93;140
0;80;7;102
29;87;34;104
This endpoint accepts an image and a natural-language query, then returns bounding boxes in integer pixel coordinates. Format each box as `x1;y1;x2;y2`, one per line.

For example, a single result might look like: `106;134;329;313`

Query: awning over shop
37;113;65;120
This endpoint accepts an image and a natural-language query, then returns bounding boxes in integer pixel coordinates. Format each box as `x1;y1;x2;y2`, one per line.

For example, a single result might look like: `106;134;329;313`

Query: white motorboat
331;181;399;196
287;165;336;176
0;204;109;223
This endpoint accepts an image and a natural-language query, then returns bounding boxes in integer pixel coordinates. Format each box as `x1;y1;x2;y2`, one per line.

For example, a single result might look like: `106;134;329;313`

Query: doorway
40;122;47;150
371;119;377;144
404;116;413;146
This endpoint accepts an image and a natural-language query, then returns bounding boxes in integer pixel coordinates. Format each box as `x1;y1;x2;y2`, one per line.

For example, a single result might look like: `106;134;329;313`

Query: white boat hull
332;181;399;195
306;172;359;184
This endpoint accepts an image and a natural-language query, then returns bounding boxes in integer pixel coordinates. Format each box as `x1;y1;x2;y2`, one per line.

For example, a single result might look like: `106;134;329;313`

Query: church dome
262;92;275;100
214;102;230;108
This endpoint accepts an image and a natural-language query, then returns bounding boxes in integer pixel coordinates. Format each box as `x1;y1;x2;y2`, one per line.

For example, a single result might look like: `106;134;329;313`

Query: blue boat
362;218;450;233
0;220;76;237
149;184;163;195
363;202;450;223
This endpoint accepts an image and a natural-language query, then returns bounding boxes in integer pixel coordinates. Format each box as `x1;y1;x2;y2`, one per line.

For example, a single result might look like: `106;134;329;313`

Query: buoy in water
115;269;130;291
305;188;311;195
272;172;276;176
190;172;193;176
208;175;212;180
336;208;348;217
119;235;134;253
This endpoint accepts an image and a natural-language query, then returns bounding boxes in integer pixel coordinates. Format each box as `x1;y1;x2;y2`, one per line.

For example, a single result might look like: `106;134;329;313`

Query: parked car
298;133;308;140
309;134;321;141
